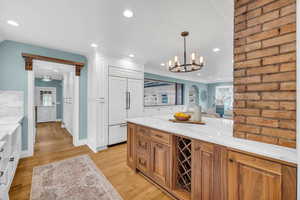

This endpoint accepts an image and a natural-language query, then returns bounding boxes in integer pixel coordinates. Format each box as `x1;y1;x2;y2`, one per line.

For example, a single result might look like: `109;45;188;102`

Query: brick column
234;0;297;148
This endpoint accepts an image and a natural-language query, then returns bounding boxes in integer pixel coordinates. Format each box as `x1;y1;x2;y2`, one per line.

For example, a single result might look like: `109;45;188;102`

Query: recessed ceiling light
7;20;19;27
90;43;98;48
197;73;201;76
160;63;165;66
213;48;220;52
123;9;134;18
129;54;135;58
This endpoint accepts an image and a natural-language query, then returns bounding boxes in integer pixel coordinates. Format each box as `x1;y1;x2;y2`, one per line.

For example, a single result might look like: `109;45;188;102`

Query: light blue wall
35;78;63;119
144;73;209;110
207;82;233;111
0;40;88;150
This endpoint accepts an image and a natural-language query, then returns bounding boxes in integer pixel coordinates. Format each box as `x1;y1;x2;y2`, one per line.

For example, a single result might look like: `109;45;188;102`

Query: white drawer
0;164;12;186
0;142;9;172
109;124;127;145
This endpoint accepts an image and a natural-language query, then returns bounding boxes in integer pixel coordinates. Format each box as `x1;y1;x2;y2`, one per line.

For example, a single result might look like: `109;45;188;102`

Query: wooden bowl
174;115;191;121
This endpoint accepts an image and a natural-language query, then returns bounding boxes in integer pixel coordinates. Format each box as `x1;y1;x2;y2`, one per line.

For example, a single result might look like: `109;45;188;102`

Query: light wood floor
9;122;172;200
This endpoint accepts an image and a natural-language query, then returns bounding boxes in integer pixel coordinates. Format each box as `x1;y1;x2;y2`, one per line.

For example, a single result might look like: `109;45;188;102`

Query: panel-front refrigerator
108;76;143;145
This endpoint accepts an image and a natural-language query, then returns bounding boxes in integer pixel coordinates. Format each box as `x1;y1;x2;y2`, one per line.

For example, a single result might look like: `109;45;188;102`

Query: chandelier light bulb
191;53;196;61
167;32;204;73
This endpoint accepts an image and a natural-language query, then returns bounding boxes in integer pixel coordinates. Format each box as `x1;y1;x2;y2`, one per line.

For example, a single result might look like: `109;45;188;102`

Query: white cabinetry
63;72;74;135
0;124;21;200
87;54;144;151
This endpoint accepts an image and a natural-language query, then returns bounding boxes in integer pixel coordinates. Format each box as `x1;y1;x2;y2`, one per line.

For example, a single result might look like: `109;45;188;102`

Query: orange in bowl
174;112;191;121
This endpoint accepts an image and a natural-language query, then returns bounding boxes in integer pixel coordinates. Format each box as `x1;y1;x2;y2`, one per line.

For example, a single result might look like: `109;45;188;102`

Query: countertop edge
127;119;297;165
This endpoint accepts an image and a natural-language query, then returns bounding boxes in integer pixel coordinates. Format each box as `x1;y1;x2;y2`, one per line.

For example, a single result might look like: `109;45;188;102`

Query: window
40;91;53;106
144;79;184;106
215;86;233;111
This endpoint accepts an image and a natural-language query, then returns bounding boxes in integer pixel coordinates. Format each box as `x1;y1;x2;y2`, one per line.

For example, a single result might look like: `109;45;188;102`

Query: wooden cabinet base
127;123;297;200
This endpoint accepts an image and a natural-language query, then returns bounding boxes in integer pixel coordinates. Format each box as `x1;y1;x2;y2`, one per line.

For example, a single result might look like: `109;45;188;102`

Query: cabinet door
150;141;170;187
127;123;136;170
127;78;144;118
192;141;227;200
228;151;283;200
108;76;127;125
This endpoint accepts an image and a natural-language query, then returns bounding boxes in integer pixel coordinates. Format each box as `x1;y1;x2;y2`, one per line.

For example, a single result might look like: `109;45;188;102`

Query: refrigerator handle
128;92;131;110
126;91;129;110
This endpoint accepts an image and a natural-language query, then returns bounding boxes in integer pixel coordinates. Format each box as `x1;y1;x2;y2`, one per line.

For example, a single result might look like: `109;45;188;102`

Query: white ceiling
0;0;234;83
34;61;74;80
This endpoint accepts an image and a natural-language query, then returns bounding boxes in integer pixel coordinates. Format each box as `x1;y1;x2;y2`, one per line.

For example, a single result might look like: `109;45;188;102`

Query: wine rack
175;136;192;192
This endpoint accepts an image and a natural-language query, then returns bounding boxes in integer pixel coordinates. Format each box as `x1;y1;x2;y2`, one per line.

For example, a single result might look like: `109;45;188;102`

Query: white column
27;70;35;156
73;74;80;146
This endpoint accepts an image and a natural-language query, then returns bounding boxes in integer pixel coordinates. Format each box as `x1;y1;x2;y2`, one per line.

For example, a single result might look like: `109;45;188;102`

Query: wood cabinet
228;151;296;200
127;123;297;200
127;123;136;170
150;141;170;187
191;140;227;200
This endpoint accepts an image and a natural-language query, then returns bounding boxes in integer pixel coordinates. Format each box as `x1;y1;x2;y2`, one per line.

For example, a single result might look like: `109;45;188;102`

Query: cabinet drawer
150;129;171;145
137;126;150;137
136;135;150;154
136;153;150;174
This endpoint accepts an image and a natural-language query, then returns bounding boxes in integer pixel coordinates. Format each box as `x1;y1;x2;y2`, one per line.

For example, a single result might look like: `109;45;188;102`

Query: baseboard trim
75;139;87;147
96;145;108;152
87;142;98;153
20;150;32;158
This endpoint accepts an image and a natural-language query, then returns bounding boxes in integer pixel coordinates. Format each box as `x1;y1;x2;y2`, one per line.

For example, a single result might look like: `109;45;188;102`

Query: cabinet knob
9;157;14;162
0;148;4;153
0;171;3;177
229;158;234;162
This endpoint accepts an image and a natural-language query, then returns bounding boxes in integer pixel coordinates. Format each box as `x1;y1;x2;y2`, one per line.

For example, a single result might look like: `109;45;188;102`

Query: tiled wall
233;0;296;148
0;90;23;117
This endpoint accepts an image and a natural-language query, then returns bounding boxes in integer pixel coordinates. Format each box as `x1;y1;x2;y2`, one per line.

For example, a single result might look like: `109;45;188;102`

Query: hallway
9;123;171;200
34;122;73;156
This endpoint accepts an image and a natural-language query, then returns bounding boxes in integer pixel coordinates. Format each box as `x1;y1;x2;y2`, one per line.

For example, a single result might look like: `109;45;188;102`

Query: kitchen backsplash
0;90;24;117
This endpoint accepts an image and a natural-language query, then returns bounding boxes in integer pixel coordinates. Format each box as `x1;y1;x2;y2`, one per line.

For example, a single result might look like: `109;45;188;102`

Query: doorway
22;53;84;157
33;61;75;155
188;85;199;105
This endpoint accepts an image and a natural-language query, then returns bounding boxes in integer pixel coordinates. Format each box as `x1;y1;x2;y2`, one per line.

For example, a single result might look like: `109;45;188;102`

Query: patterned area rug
30;155;123;200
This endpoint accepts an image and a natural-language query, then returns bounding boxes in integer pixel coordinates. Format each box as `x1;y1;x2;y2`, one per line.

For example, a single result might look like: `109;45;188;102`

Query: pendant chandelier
168;31;204;73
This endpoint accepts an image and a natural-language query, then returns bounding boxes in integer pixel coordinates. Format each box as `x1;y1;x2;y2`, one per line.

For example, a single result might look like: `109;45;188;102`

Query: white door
36;87;57;122
127;78;144;118
108;76;127;125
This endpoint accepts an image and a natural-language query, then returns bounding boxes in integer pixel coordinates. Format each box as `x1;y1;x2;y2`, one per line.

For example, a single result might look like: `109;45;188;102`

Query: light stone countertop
0;124;19;140
127;115;297;164
0;115;24;125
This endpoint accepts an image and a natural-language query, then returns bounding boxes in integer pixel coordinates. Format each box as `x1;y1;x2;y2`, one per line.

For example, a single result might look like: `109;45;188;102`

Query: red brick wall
234;0;296;148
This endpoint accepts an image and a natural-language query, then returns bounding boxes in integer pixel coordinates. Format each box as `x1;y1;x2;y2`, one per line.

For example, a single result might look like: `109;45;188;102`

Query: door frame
22;53;84;157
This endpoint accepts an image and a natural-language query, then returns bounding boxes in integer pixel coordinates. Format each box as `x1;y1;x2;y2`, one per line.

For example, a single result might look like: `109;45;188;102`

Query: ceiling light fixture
91;43;98;48
167;31;204;73
123;9;134;18
213;48;220;52
42;75;52;82
7;20;19;27
160;63;165;66
129;54;135;58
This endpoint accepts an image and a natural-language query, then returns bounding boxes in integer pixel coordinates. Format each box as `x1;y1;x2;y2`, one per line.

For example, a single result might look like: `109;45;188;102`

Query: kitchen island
126;116;297;200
